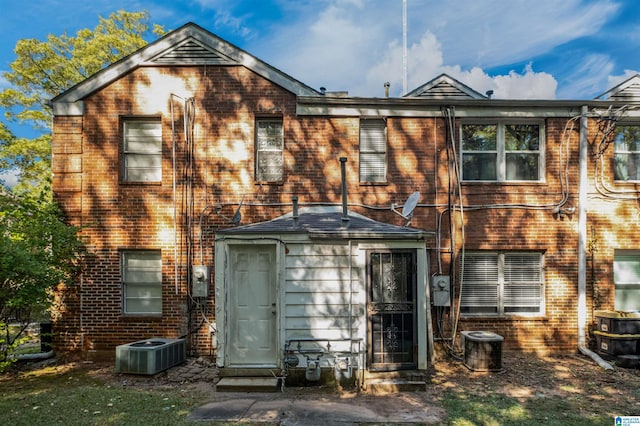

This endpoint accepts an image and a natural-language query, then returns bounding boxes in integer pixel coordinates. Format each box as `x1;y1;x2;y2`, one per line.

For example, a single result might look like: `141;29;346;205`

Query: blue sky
0;0;639;132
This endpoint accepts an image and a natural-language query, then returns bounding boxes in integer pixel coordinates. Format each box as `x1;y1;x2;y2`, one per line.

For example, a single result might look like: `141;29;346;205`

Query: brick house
51;23;640;373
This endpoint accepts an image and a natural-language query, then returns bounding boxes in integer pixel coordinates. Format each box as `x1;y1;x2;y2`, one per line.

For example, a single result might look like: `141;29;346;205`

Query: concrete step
365;378;427;394
216;376;280;392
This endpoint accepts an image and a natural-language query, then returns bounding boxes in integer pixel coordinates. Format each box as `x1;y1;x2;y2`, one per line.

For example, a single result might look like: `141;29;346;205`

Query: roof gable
52;22;319;114
404;73;487;99
596;74;640;101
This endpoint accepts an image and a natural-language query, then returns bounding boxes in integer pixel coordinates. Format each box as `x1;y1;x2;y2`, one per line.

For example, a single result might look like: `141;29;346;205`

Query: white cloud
558;54;615;99
239;0;618;99
607;69;640;89
0;168;19;188
486;65;557;100
0;73;9;90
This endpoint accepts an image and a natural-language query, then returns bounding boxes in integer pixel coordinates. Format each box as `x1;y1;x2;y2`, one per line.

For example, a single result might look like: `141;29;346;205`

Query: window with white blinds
461;252;543;316
255;119;284;182
359;119;387;183
121;251;162;315
122;120;162;182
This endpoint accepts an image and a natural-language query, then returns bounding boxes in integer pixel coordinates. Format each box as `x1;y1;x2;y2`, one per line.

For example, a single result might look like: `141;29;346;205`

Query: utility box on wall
431;275;451;306
191;265;210;298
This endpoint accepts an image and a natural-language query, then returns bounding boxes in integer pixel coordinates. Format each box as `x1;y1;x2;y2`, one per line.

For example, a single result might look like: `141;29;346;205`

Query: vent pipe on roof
384;82;390;98
292;196;299;226
339;157;349;223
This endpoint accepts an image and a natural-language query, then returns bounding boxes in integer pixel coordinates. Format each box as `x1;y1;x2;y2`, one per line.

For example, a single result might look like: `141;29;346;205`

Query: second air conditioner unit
461;331;503;372
115;338;186;375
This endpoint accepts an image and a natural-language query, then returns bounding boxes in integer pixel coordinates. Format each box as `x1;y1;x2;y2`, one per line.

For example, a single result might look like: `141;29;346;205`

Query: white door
228;245;277;366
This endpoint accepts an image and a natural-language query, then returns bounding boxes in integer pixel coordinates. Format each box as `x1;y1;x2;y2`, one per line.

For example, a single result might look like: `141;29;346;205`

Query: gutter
578;105;614;370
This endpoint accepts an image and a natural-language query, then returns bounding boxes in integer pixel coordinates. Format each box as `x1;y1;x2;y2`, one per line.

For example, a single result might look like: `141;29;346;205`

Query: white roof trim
51;22;319;111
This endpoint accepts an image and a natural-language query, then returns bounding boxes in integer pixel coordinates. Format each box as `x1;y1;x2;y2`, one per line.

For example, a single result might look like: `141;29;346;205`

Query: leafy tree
0;10;165;196
0;189;84;369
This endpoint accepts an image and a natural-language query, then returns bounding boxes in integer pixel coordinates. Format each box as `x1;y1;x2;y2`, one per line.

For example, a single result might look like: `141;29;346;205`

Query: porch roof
216;208;431;240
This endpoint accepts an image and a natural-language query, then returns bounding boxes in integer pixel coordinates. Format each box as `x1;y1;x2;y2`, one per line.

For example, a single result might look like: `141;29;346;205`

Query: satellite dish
401;191;420;219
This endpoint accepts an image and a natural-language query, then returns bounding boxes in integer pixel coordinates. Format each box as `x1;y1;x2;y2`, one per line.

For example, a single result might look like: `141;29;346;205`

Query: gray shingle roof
217;210;430;240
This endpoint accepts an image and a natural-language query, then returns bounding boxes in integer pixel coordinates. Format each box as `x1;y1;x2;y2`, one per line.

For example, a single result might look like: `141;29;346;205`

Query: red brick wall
53;64;617;358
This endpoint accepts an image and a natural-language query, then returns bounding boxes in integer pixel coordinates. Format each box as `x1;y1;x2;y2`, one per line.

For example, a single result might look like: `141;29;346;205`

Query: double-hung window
461;121;543;182
613;250;640;311
121;250;162;315
122;120;162;182
461;252;544;316
255;118;284;182
613;125;640;181
359;119;387;183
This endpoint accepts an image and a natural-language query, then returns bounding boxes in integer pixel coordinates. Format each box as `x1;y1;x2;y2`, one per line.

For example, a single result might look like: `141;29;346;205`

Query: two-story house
51;23;640;380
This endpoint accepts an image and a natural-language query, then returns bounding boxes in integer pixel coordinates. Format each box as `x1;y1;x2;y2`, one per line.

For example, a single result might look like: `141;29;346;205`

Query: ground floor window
461;251;544;316
613;250;640;311
121;250;162;315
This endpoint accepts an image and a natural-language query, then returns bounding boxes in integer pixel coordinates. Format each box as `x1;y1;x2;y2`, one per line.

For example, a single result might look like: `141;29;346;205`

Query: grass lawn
0;363;209;426
1;353;639;425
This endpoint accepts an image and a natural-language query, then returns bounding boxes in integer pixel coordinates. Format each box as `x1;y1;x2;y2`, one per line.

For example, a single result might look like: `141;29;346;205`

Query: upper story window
613;125;640;181
461;121;543;182
255;118;284;182
122;120;162;183
121;250;162;315
359;119;387;183
461;251;544;316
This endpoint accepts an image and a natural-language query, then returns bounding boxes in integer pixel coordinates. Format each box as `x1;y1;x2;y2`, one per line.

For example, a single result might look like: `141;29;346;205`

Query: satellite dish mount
392;191;420;226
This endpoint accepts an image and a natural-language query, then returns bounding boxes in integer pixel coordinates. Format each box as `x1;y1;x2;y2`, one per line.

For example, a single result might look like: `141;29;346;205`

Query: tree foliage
0;190;84;368
0;10;165;195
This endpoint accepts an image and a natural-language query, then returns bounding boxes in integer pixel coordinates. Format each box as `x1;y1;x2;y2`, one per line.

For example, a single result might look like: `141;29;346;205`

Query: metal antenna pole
403;0;407;96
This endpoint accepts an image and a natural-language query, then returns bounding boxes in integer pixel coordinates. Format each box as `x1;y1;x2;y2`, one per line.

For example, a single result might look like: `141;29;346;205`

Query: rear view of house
50;22;640;381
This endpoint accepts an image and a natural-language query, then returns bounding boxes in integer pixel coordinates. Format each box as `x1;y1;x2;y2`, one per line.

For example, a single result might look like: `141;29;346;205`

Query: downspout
577;105;613;370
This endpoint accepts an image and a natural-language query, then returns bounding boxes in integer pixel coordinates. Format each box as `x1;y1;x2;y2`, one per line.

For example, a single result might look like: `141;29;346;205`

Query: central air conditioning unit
461;331;503;372
115;338;186;375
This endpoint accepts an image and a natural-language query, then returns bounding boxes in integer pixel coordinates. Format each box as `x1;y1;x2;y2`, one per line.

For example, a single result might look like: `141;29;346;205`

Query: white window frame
121;250;162;315
613;124;640;182
122;120;162;182
460;120;545;182
461;251;545;316
359;119;387;183
613;250;640;311
255;118;284;182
